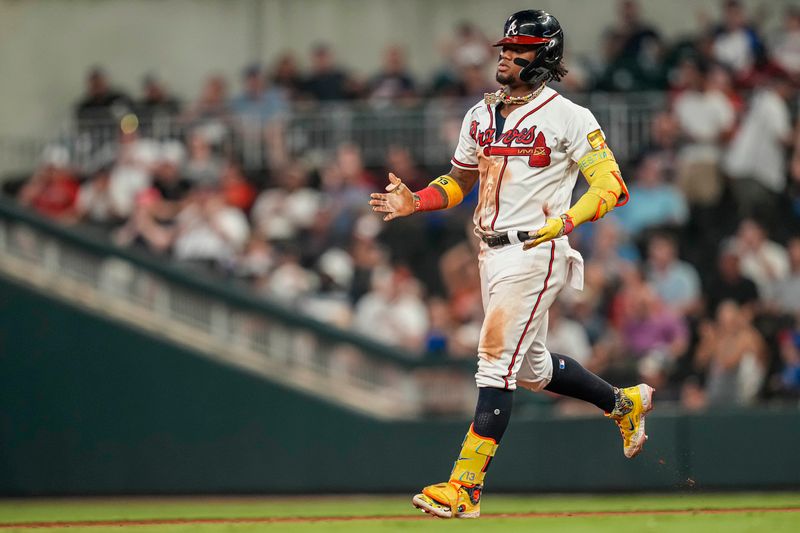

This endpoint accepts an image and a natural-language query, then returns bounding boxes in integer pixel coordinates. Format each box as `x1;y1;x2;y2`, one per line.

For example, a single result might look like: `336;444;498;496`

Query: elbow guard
577;148;629;220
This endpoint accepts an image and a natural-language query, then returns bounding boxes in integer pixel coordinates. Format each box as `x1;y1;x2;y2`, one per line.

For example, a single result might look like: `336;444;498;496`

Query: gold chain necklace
484;83;546;106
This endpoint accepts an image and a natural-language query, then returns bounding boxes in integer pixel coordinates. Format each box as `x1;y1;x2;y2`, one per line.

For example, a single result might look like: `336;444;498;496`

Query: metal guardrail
0;197;477;420
0;92;666;177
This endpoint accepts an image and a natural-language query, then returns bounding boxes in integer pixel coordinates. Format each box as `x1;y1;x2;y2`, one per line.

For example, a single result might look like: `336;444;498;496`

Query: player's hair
548;59;568;83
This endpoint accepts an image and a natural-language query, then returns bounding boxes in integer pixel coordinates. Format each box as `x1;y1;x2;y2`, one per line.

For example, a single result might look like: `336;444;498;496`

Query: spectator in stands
646;232;702;316
353;264;429;353
230;64;289;171
704;241;759;316
546;300;592;366
430;22;491;97
182;129;223;187
460;60;496;100
711;0;764;83
672;59;735;206
777;322;800;396
233;233;276;280
425;297;455;357
382;145;423;191
596;0;664;90
318;144;375;244
74;66;134;135
219;161;257;213
108;130;160;219
300;248;354;328
368;46;417;104
724;74;794;224
180;75;234;148
18;146;79;222
578;218;639;280
613;0;661;62
151;141;191;208
271;53;305;100
304;44;356;101
618;278;689;362
171;186;250;267
74;165;122;228
772;238;800;315
696;299;766;405
112;187;173;254
449;22;493;71
348;231;386;305
636;110;680;181
262;245;318;303
250;161;321;241
231;64;289;124
136;73;181;135
770;7;800;81
731;218;790;301
613;154;688;237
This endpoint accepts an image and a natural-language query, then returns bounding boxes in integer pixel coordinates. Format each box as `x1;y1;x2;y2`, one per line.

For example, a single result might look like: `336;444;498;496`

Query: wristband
413;186;446;212
560;214;575;235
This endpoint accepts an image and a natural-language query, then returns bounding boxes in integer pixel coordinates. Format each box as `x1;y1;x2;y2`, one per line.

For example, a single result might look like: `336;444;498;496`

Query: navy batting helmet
494;10;565;85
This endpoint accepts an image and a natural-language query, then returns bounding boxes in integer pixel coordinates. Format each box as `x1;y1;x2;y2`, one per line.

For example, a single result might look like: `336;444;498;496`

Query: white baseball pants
475;236;584;391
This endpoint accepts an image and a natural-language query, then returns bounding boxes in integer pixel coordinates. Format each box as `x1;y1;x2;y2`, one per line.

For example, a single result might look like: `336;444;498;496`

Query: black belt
480;231;532;248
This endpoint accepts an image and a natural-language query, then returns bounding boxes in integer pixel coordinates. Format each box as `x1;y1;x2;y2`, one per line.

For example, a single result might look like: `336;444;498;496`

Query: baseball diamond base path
0;493;798;532
1;506;799;528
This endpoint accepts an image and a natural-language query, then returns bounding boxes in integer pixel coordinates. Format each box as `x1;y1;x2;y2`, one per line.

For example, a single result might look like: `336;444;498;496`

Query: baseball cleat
608;383;655;458
412;481;482;518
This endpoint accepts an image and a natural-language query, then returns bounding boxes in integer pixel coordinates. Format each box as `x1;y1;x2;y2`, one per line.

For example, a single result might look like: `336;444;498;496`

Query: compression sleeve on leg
544;353;616;413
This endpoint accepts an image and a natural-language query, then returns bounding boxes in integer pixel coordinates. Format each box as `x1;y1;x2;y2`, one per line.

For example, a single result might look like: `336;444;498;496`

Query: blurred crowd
6;0;800;411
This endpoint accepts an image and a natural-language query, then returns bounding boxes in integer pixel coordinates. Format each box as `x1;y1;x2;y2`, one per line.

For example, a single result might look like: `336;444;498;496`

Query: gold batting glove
523;214;574;250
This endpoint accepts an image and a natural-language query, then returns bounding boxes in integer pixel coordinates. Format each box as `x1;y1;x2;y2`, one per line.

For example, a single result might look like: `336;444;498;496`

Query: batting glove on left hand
523;215;574;250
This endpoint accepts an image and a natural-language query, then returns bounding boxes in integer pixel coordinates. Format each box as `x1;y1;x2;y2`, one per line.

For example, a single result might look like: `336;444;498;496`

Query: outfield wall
0;276;798;495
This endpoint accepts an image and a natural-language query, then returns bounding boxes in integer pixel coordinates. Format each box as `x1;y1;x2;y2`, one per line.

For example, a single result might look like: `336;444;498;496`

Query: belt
480;230;532;248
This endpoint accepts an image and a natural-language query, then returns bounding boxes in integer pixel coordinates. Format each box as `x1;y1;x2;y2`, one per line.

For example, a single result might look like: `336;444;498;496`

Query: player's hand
524;216;566;250
369;173;415;221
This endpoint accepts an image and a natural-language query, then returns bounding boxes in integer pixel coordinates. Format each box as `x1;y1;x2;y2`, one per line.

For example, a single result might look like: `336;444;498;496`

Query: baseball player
369;10;654;519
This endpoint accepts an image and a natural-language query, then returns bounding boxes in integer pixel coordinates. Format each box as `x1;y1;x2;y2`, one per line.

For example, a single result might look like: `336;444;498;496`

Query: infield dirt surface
0;492;798;532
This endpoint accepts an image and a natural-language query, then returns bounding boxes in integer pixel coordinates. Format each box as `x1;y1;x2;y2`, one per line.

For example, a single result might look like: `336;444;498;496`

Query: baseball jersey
451;86;604;234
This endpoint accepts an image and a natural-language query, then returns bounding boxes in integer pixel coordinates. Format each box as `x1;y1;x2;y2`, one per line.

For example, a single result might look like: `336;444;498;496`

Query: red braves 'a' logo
471;120;551;167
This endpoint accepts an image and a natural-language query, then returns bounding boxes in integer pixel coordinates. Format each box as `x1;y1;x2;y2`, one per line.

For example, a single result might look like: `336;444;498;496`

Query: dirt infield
2;506;798;528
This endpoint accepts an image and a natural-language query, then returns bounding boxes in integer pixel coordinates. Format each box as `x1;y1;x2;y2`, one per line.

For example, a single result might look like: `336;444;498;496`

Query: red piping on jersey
490;156;509;230
511;92;559;130
478;103;495;231
486;92;559;232
503;240;556;389
451;156;478;169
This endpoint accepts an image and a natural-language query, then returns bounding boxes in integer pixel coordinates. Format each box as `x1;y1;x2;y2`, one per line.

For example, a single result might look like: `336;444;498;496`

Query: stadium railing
0;196;480;420
0;92;666;178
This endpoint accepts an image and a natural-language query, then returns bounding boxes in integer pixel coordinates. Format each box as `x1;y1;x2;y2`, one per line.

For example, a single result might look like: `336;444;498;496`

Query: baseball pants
475;236;584;391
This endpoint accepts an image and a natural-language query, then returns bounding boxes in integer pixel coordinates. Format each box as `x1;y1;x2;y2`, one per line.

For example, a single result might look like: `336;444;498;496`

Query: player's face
496;45;537;86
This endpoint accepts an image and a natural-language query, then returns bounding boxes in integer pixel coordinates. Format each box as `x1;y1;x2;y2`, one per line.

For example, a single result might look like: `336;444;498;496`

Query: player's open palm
369;173;415;221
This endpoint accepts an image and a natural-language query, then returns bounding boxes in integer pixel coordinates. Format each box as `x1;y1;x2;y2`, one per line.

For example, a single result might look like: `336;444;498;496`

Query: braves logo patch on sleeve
587;129;606;150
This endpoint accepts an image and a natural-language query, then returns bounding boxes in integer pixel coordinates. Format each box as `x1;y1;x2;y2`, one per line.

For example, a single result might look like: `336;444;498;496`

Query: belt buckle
483;234;503;248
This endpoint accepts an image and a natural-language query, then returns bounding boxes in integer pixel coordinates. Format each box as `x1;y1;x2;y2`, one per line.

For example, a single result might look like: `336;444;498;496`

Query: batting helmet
494;10;565;85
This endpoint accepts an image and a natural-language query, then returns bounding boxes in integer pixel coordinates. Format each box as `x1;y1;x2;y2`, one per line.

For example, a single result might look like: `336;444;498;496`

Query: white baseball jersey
451;86;600;391
451;86;603;234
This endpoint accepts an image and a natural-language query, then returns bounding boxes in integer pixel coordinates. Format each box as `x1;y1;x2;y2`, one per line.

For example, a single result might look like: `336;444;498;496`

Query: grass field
0;493;798;532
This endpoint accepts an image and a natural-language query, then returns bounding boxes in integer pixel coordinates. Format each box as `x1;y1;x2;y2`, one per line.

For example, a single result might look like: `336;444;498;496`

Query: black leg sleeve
544;353;616;413
472;387;514;442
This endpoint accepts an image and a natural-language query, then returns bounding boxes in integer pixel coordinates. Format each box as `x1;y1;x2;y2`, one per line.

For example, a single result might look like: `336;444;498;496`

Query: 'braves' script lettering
470;121;552;167
470;121;540;147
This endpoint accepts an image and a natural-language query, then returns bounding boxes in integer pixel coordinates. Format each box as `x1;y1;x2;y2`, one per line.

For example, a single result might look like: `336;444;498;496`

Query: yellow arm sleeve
566;148;629;227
